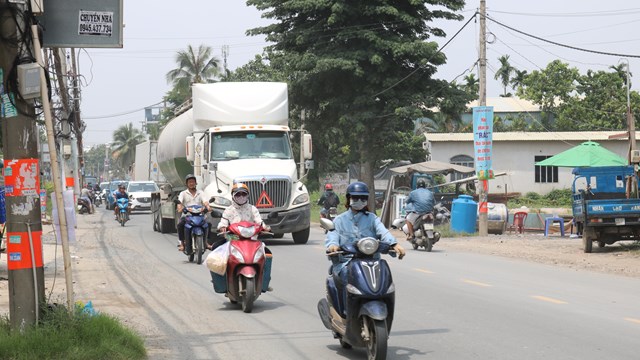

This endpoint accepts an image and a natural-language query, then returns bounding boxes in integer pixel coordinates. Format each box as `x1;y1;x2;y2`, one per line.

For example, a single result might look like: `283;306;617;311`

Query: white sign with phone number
78;11;113;36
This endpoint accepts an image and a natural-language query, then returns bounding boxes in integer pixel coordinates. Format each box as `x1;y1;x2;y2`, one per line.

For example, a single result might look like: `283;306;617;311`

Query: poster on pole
473;106;494;180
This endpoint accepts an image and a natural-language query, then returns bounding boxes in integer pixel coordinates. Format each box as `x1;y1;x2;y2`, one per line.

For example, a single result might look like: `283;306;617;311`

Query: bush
507;189;572;208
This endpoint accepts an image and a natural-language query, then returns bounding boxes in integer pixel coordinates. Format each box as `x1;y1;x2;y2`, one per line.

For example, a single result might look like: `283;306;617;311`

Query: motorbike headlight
213;196;232;207
357;237;379;255
292;193;309;205
238;225;256;239
346;284;363;295
230;245;245;263
253;247;265;262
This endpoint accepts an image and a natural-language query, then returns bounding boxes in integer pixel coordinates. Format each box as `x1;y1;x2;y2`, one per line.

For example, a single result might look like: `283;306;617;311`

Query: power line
486;14;640;58
84;101;164;119
488;8;640;17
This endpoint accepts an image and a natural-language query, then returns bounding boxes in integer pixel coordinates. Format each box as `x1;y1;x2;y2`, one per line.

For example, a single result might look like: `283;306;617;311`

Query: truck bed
573;195;640;226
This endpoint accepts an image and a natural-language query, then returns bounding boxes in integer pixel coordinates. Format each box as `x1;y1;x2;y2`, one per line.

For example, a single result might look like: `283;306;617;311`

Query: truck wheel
272;233;284;239
160;217;173;233
292;227;310;244
583;228;595;253
152;212;159;232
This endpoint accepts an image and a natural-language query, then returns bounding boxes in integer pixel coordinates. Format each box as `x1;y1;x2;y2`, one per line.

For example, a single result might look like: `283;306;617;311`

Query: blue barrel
451;195;478;233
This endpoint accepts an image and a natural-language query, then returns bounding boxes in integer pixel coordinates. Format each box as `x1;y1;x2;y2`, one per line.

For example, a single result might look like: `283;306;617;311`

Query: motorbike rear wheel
195;235;204;265
365;317;388;360
241;277;256;313
424;236;433;252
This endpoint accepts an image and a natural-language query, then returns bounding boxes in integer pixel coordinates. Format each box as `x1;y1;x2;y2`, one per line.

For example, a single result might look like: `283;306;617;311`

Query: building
424;131;638;195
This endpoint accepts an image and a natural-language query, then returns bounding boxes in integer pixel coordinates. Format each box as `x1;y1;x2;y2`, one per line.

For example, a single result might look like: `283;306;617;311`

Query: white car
126;181;159;212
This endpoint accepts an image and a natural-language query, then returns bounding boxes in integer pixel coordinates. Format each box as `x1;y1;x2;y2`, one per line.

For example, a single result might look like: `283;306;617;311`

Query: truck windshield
210;131;293;160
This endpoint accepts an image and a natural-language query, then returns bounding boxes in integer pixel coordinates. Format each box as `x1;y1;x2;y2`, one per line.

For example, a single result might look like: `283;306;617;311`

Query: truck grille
241;178;290;209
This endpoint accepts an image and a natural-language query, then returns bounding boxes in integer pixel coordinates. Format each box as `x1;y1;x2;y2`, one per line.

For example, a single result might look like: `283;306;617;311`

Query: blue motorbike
116;197;130;227
183;204;209;264
317;225;397;360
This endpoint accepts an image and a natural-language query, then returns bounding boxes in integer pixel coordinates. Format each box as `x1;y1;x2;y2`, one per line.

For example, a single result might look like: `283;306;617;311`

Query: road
71;207;640;359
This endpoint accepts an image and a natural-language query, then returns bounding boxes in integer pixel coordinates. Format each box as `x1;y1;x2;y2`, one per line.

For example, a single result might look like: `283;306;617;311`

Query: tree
111;123;145;176
165;44;221;96
461;73;479;97
247;0;465;202
510;69;528;93
225;54;285;82
494;55;515;97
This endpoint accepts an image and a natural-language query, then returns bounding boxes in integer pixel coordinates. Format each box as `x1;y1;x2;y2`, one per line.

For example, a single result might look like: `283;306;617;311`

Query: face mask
350;198;367;211
234;193;248;205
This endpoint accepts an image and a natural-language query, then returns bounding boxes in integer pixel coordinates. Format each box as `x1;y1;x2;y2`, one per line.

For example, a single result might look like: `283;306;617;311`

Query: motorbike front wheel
365;317;388;360
241;276;256;313
195;235;204;265
119;212;125;227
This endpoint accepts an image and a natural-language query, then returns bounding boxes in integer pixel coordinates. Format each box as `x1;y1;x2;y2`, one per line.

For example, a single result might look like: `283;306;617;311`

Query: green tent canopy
535;141;627;168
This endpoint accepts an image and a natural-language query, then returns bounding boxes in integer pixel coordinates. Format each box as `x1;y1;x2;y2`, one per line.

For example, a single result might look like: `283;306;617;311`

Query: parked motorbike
433;199;450;226
317;219;397;360
209;220;273;313
116;197;130;226
182;204;209;265
77;197;92;215
392;212;440;252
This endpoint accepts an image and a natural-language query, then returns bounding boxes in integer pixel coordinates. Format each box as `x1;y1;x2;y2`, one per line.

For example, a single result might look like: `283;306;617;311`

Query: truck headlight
292;193;309;205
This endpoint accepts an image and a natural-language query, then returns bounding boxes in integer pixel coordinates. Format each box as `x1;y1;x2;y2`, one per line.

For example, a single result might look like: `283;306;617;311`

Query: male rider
177;174;211;254
404;178;435;241
318;183;340;218
112;183;130;220
325;182;405;288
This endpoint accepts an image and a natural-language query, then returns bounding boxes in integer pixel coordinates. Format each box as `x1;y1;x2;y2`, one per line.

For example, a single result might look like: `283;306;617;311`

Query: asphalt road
82;207;640;360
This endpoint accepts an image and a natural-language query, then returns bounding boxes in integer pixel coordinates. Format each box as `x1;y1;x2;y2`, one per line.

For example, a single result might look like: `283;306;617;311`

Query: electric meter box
17;63;41;99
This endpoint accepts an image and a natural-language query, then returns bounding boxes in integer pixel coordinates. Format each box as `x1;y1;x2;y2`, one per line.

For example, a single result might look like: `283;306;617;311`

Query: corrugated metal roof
467;97;540;112
425;131;638;142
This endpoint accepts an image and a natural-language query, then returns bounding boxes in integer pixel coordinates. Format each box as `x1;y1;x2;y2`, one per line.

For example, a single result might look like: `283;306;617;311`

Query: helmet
118;183;125;189
185;174;196;184
231;182;249;195
346;182;369;197
417;178;427;188
325;183;333;190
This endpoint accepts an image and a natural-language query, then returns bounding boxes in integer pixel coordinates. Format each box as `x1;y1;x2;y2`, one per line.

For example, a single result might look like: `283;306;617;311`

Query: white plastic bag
205;241;230;275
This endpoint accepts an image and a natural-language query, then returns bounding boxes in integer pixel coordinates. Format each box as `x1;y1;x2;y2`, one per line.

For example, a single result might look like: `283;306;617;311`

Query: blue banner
473;106;494;180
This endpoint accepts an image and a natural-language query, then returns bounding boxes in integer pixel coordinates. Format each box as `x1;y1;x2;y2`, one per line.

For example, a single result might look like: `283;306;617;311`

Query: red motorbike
210;221;273;313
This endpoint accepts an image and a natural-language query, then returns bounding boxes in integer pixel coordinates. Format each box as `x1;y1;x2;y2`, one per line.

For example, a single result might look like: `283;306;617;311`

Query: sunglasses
351;195;368;201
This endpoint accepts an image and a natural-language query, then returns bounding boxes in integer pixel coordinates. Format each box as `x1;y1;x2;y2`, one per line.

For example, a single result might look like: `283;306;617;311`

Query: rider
112;183;130;220
177;174;211;254
325;181;405;287
318;183;340;218
80;184;94;214
217;182;270;238
404;178;435;241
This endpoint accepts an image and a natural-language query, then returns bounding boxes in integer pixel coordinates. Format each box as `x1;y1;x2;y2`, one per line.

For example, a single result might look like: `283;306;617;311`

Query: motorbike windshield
210;131;293;161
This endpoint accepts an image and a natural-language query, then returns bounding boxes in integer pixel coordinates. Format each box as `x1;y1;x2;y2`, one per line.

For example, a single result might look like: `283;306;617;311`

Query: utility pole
70;48;83;189
477;0;488;236
0;2;45;328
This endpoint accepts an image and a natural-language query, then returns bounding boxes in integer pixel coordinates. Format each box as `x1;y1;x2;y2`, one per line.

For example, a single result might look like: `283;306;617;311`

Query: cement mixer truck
151;82;313;244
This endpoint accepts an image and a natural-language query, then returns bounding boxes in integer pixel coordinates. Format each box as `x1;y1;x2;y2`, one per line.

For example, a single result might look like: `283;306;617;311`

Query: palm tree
510;69;528;94
166;44;221;95
610;63;632;88
494;55;515;97
111;123;145;174
461;73;479;96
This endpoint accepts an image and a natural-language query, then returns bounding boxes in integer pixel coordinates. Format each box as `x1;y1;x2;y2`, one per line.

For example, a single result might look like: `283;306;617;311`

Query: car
106;180;128;210
126;181;159;212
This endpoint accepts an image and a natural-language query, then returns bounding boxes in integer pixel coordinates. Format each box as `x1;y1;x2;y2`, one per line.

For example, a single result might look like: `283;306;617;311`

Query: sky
78;0;640;147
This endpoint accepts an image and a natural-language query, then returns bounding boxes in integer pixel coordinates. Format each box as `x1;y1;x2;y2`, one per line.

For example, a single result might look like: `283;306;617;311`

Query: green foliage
165;44;221;96
225;54;286;82
494;55;515;97
111;123;145;178
246;0;466;187
82;145;108;180
0;304;146;359
507;189;573;208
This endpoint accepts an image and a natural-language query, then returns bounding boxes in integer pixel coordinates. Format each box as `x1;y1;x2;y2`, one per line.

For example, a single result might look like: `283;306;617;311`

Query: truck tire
583;227;595;253
160;217;173;233
152;212;159;232
292;227;310;244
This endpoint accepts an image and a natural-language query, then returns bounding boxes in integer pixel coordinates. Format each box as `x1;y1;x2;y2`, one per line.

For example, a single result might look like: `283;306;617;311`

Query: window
450;155;474;181
535;155;558;183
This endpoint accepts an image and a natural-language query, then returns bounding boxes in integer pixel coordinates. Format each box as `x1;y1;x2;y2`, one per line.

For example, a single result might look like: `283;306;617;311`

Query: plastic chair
544;216;565;237
512;211;528;234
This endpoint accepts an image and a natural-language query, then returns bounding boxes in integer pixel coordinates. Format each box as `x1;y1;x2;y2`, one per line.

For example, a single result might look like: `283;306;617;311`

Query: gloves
327;245;340;253
218;227;227;233
263;224;271;232
182;208;188;214
393;244;406;260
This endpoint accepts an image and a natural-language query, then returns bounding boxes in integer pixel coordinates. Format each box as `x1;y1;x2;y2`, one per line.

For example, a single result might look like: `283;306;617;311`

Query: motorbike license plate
423;223;434;230
615;218;625;226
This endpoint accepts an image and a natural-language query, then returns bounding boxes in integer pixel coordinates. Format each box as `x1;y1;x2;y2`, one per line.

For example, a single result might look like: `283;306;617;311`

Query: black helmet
185;174;196;184
118;183;125;189
346;182;369;197
417;178;427;188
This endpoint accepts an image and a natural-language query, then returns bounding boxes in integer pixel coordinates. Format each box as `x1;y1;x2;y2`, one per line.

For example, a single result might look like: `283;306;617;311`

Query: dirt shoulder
390;229;640;278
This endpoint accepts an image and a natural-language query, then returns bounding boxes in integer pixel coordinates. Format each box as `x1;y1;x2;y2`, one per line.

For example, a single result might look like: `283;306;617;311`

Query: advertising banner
473;106;494;180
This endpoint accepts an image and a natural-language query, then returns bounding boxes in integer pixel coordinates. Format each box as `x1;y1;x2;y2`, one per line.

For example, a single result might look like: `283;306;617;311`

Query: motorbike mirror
210;209;223;218
319;218;335;231
208;196;215;203
267;212;278;219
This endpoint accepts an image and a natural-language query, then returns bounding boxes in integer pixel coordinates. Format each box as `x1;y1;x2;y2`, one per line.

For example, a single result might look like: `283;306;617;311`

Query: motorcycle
182;204;209;265
77;197;92;215
433;199;451;226
317;219;397;360
209;220;273;313
321;206;338;234
392;212;440;252
116;197;130;226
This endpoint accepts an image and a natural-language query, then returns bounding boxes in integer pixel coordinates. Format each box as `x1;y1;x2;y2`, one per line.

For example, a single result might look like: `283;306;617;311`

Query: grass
437;224;477;238
0;304;146;360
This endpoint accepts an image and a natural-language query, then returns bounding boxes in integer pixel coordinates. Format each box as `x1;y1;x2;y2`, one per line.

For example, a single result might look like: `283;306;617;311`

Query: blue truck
571;166;640;253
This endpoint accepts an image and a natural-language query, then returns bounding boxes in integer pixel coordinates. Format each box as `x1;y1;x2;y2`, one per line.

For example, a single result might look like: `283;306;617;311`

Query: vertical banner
473;106;494;180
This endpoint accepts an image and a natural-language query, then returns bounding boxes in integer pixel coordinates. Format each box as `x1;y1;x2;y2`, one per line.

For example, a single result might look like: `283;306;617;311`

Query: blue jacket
325;210;397;274
405;188;434;214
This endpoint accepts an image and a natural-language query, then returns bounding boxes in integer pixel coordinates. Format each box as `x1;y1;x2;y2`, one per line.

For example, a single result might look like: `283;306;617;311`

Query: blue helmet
346;182;369;197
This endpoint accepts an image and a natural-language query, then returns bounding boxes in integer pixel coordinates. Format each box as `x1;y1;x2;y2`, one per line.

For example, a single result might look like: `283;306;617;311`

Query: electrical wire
488;8;640;17
84;101;164;119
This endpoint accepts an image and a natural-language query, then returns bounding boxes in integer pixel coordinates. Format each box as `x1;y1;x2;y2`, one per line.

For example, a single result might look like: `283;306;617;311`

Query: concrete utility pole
0;2;45;328
478;0;488;236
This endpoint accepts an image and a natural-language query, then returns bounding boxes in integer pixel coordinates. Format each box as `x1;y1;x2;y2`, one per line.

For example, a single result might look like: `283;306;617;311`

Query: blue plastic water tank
451;195;478;233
